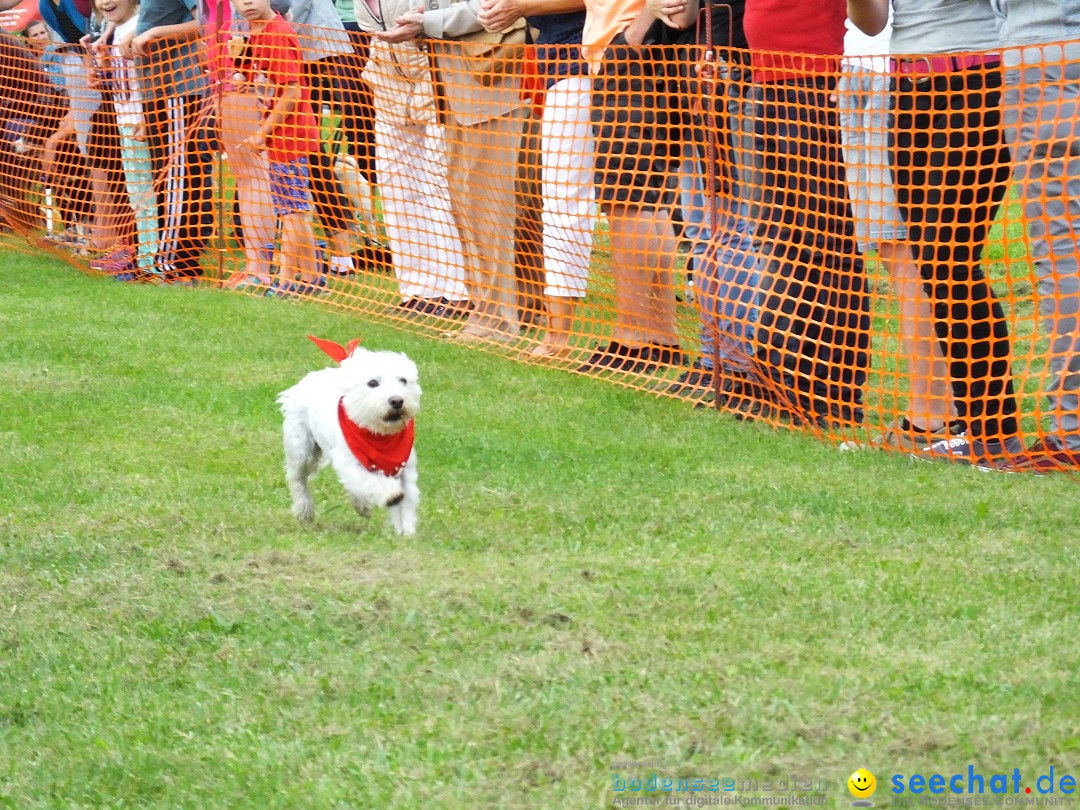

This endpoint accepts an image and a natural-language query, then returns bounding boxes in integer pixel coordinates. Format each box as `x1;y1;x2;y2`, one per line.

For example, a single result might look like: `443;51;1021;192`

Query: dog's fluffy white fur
277;348;421;535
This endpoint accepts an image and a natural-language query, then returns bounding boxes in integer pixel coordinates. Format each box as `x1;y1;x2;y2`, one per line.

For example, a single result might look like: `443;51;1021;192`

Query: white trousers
540;76;596;298
374;115;469;302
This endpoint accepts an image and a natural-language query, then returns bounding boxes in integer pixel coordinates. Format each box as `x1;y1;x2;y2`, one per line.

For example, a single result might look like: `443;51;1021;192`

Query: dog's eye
367;379;379;388
399;377;407;385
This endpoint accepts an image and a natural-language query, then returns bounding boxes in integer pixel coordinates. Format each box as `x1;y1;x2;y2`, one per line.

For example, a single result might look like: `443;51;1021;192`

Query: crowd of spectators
0;0;1078;471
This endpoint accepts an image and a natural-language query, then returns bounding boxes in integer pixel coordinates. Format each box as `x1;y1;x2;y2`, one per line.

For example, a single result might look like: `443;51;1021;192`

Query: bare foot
528;340;574;359
454;326;518;344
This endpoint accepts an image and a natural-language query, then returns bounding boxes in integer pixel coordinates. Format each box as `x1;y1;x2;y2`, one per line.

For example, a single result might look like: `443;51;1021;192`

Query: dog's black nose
389;396;404;410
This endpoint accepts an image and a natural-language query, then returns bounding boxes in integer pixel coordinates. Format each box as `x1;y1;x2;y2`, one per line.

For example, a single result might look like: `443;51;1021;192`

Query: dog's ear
307;335;363;363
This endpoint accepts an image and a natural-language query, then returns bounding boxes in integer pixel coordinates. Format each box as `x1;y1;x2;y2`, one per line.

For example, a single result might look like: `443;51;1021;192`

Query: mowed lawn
1;248;1078;808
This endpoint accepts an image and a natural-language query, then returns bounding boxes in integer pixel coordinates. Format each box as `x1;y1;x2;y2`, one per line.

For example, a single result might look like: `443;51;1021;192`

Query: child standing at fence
90;0;157;277
232;0;322;296
22;21;92;243
120;0;214;283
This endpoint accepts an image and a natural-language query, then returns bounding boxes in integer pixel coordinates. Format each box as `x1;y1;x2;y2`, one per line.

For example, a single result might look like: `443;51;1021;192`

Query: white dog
277;336;421;535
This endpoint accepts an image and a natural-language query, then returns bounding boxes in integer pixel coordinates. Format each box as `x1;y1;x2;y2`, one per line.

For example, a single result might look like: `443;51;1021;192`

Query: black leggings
891;66;1019;440
311;39;376;183
305;56;366;235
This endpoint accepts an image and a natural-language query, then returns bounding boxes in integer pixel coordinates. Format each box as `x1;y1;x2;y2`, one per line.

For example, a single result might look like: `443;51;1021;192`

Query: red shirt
244;14;320;163
741;0;846;82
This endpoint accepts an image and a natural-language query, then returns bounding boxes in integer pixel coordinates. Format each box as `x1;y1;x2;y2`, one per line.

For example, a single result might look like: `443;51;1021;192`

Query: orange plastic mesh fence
2;26;1079;473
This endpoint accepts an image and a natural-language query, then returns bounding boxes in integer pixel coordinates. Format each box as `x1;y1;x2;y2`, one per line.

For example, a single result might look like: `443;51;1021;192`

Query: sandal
224;272;271;290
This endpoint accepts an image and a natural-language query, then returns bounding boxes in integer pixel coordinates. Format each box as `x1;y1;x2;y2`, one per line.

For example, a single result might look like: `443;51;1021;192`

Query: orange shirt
581;0;643;72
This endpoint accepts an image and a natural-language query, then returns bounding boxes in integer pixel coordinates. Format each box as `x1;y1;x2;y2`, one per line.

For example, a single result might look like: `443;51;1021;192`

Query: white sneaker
329;255;354;277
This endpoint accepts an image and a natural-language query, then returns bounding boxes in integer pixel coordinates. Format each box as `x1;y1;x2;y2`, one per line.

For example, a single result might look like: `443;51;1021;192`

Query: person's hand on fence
238;131;266;152
116;31;136;59
129;30;157;58
476;0;523;34
374;9;424;43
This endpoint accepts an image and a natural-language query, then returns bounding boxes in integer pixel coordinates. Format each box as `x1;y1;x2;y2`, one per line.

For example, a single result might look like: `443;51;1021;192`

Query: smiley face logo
848;768;877;799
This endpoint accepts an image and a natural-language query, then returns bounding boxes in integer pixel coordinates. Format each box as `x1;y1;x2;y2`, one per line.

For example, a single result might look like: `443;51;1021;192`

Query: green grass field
2;249;1078;808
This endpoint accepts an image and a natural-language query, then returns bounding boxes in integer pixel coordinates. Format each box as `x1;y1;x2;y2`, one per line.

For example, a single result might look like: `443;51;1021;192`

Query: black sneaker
399;298;443;316
438;298;472;320
667;362;714;397
711;374;766;417
577;342;657;374
648;344;687;367
294;277;330;298
161;268;202;286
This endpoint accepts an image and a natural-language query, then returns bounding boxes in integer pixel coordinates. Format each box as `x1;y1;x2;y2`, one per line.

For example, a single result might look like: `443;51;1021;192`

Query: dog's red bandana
337;399;414;476
308;334;362;362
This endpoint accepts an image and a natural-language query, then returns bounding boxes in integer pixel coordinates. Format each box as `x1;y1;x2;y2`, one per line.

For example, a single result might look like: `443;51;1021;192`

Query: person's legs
280;210;317;285
892;67;1018;446
337;27;379;183
118;125;158;274
691;66;760;377
268;158;317;290
641;207;680;350
447;109;527;339
1002;45;1080;453
219;90;274;282
514;109;545;325
584;42;683;370
605;203;676;346
837;64;954;434
87;105;125;253
374;114;469;303
175;94;215;279
53;136;90;236
753;79;870;425
305;148;354;276
147;93;213;279
877;239;955;430
531;75;595;357
307;58;361;275
694;191;758;374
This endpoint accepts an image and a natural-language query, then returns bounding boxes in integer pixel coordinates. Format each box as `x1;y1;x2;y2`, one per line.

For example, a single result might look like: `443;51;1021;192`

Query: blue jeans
680;155;759;373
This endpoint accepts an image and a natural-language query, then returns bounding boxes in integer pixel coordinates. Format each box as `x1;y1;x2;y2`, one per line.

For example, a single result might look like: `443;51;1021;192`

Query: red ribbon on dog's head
307;334;362;363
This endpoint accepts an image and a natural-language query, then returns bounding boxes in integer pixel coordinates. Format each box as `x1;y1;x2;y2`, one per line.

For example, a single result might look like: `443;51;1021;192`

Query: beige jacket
353;0;439;125
354;0;525;127
421;0;526;126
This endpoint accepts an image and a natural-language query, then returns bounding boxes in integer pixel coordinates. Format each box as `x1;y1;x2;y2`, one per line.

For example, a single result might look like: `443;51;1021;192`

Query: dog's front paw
390;511;417;536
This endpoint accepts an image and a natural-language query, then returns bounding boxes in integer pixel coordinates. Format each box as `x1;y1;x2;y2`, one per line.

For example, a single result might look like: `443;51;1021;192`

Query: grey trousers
1001;43;1080;449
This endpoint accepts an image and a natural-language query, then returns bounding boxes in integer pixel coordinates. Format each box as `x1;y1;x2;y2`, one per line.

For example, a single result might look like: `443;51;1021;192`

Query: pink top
201;0;234;84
